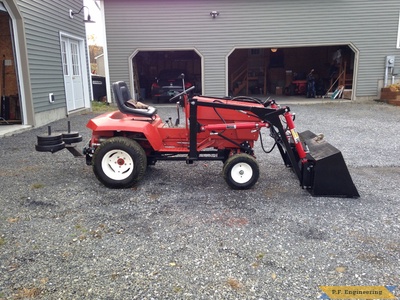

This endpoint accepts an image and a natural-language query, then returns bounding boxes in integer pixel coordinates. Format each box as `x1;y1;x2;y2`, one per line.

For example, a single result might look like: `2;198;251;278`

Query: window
61;41;68;75
71;42;81;76
249;49;262;56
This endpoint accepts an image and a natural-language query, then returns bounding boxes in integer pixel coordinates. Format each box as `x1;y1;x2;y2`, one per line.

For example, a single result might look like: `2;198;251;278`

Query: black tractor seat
112;81;157;118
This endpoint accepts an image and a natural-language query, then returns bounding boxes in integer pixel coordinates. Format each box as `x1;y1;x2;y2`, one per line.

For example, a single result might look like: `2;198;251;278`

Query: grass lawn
91;101;117;113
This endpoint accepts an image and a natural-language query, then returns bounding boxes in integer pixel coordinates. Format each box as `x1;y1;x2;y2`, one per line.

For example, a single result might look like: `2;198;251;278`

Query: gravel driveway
0;100;399;299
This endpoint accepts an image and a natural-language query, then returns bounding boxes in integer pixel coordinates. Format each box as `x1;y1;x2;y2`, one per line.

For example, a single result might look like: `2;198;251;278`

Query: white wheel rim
230;162;253;184
101;149;134;180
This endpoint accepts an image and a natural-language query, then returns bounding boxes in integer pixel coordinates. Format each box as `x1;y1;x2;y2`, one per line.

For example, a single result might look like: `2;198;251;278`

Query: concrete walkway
0;124;32;138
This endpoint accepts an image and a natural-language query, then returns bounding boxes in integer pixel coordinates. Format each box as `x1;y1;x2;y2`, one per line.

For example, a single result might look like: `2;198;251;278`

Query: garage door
132;50;202;102
228;45;355;99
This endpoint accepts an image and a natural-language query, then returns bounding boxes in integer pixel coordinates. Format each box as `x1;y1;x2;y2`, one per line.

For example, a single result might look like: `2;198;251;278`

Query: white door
61;37;84;111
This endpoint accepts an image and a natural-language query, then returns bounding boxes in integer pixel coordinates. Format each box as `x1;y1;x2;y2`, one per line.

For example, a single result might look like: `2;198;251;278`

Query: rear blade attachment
299;130;360;198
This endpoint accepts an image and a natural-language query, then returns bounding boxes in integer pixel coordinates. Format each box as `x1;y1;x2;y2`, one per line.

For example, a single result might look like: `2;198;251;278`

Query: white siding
104;0;400;98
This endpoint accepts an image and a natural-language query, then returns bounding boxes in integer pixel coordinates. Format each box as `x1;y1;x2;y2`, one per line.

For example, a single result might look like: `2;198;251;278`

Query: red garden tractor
35;77;359;198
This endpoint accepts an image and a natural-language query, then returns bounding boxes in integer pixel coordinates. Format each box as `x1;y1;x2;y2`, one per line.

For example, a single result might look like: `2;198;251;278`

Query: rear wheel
223;154;259;190
93;137;147;188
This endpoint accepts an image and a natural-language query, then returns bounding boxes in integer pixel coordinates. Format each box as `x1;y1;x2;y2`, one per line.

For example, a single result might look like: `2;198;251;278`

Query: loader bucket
299;130;360;198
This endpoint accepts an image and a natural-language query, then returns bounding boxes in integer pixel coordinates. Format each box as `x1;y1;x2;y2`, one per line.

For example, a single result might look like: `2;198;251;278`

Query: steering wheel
169;86;196;102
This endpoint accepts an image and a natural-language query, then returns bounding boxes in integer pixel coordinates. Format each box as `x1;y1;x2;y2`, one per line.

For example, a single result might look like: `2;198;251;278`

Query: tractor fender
86;111;164;150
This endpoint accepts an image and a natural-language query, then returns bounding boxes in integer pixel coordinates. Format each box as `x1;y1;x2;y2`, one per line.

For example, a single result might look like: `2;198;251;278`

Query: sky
83;0;104;46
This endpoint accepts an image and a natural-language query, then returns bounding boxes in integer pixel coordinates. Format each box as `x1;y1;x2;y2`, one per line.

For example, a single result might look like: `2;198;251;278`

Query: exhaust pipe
299;130;360;198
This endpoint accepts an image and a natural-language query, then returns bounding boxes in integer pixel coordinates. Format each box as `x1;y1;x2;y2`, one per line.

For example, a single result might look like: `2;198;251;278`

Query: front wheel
223;154;260;190
92;137;147;188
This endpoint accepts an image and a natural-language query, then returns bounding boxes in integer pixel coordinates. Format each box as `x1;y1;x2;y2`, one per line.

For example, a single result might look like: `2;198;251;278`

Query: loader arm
189;97;304;178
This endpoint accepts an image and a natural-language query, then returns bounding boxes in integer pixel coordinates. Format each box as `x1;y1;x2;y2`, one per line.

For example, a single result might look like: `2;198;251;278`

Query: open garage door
132;50;201;103
228;45;356;99
0;4;22;125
